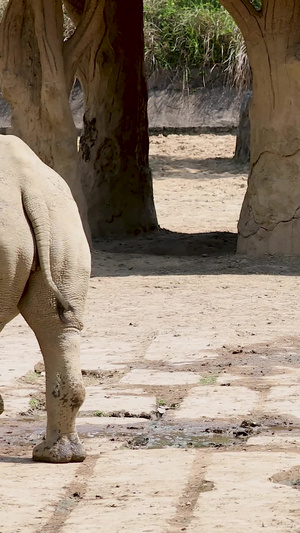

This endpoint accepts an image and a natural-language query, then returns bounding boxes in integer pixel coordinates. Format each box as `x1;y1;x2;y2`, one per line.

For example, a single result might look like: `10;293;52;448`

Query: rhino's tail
0;394;4;415
21;189;72;316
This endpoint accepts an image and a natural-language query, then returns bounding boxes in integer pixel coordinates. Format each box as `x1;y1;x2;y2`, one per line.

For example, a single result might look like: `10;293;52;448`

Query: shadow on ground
94;230;237;257
151;155;248;179
92;230;300;278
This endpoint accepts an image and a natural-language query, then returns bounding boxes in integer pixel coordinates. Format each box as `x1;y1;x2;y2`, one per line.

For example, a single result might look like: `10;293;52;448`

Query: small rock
240;419;258;428
34;361;45;373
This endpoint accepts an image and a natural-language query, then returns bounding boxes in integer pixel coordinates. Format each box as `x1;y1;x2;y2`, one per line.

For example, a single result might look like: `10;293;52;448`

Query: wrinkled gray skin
0;135;91;463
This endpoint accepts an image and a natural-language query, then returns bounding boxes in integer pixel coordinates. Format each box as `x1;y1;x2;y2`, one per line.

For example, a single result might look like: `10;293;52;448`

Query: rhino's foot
32;434;86;463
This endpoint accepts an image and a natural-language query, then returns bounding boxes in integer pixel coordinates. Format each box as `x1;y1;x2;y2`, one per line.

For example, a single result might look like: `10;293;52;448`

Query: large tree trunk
0;0;103;239
0;1;79;197
221;0;300;254
75;0;158;237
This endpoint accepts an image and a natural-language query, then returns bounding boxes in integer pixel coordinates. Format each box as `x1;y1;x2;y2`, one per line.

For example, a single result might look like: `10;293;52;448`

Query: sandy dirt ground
2;134;300;532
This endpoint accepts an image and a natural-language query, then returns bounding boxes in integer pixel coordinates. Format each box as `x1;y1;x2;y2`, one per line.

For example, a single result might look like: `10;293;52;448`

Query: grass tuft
144;0;250;89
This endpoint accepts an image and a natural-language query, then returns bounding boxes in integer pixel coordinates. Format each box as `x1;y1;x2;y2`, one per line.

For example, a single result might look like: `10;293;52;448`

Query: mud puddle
79;419;262;449
1;416;299;456
78;415;300;450
124;431;233;450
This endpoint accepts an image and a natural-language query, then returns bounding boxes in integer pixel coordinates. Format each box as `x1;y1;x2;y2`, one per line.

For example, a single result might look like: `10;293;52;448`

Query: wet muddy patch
0;413;299;461
0;418;45;457
79;418;266;450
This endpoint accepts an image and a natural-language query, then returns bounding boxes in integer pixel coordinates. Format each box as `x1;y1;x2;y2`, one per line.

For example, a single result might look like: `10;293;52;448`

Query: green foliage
29;397;42;410
144;0;250;88
157;398;166;406
200;375;217;385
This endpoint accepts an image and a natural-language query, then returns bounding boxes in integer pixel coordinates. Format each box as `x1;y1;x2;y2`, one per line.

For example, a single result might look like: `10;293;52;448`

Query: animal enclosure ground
1;134;300;531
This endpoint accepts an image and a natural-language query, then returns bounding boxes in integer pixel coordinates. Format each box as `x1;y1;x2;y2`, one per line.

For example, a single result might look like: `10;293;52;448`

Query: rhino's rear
0;394;3;414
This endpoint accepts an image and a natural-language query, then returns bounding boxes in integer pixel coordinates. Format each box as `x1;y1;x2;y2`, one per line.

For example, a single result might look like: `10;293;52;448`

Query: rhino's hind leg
33;437;85;463
28;327;86;463
19;270;87;463
31;329;86;463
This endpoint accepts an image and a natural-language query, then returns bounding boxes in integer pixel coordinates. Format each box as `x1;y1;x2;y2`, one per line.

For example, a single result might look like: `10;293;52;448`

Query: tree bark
221;0;300;254
0;1;78;189
67;0;158;237
234;90;251;164
0;0;100;238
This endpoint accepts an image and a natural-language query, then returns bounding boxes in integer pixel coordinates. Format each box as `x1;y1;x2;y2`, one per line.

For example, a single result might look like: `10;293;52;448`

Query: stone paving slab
0;336;40;386
217;373;243;384
1;388;38;416
120;368;200;386
83;362;127;372
187;452;300;532
145;333;219;364
81;337;137;370
263;386;300;421
82;387;156;415
61;449;195;533
261;366;300;385
173;385;259;419
0;460;79;533
247;434;300;448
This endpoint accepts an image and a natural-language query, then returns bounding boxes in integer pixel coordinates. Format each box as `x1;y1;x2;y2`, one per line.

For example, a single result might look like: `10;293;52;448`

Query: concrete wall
148;86;241;133
0;76;242;134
